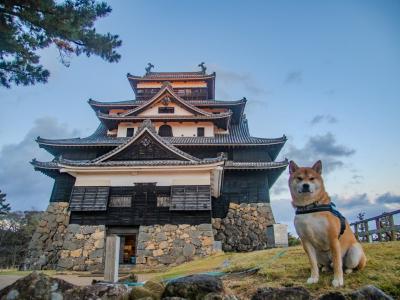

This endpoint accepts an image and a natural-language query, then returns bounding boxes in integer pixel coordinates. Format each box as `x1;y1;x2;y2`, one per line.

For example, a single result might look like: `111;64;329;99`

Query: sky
1;0;399;233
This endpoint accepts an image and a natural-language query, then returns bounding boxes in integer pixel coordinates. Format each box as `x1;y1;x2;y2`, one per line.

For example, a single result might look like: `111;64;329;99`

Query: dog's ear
312;160;322;174
289;160;299;175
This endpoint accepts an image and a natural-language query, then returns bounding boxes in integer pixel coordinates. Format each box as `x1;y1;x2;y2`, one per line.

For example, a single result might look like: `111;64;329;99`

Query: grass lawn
1;242;398;298
143;241;400;299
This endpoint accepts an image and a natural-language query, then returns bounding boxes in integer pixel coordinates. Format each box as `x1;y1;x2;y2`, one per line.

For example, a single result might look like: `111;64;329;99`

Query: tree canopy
0;190;10;215
0;0;122;88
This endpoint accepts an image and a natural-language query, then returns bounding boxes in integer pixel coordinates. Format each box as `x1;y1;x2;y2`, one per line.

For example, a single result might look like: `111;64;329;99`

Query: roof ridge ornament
198;62;206;74
137;119;157;135
145;63;154;75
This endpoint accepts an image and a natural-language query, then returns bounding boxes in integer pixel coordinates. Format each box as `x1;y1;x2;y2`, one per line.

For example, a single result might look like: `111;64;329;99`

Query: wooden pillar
389;215;396;241
354;223;359;241
375;218;382;242
364;221;372;243
104;235;120;282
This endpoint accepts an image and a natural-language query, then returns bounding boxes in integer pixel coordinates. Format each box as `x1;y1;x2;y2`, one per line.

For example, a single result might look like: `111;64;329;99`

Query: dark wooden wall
49;173;76;202
69;185;211;226
212;170;270;218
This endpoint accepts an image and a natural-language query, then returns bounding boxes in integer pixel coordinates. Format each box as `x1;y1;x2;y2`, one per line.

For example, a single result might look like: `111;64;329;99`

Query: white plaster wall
117;122;214;137
138;102;194;117
74;170;211;187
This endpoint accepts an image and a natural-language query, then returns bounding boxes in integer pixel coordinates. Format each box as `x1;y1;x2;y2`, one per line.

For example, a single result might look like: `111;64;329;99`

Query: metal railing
350;209;400;242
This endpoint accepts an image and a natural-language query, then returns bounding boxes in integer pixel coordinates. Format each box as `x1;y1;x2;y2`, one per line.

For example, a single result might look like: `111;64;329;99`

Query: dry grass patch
145;241;400;298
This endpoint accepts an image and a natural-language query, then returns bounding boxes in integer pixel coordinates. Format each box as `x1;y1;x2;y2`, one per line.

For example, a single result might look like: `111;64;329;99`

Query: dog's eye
309;177;315;181
296;177;303;181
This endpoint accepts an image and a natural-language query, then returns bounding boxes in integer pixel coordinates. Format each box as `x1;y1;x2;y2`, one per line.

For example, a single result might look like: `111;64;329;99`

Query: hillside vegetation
143;241;400;298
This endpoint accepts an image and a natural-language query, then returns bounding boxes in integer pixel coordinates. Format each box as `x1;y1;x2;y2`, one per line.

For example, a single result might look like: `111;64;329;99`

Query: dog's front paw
307;277;319;284
332;278;344;287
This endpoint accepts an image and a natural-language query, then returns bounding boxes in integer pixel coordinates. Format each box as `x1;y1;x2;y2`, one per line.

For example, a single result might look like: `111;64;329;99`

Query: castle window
126;128;134;137
197;127;205;137
158;107;174;114
109;196;132;207
157;196;171;207
158;125;173;137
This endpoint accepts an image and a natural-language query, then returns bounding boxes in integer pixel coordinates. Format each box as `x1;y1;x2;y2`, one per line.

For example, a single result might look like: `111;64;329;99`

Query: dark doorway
158;125;173;137
119;234;137;264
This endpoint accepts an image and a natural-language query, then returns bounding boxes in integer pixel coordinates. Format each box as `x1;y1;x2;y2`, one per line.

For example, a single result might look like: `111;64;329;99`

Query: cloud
310;114;338;125
212;67;266;99
284;71;302;84
285;132;355;174
375;193;400;205
332;193;400;222
0;117;80;211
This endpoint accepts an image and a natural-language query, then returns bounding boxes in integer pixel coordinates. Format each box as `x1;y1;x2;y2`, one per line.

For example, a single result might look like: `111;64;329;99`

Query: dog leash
295;202;346;238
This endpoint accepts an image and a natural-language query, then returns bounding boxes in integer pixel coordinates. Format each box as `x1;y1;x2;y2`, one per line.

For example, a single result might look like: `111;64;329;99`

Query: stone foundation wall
136;224;215;267
24;202;70;270
212;203;275;252
24;202;105;271
57;224;105;271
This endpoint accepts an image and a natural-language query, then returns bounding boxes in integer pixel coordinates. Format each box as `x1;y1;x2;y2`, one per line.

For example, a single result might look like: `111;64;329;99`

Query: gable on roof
93;120;200;163
123;84;213;117
106;131;187;161
137;98;194;117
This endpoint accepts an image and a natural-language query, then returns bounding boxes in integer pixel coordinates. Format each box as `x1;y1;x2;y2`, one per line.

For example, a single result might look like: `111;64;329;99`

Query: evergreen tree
0;0;122;88
0;190;10;215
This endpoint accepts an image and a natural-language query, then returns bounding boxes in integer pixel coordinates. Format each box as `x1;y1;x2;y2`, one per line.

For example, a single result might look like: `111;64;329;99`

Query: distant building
26;65;287;271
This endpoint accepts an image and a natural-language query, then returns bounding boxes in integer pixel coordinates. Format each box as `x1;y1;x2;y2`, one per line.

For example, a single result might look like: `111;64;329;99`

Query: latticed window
158;107;174;114
157;196;171;207
158;125;173;137
109;196;132;207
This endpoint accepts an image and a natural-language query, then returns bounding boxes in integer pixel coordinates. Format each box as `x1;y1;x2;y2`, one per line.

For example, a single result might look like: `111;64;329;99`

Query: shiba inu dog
288;160;366;287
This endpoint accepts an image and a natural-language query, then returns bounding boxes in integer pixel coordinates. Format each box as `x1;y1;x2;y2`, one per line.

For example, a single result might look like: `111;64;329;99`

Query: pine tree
0;190;10;215
0;0;122;88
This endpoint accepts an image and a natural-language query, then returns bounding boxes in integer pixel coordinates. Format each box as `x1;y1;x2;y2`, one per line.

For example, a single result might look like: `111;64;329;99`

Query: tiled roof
31;156;225;170
132;71;215;80
224;160;289;170
92;119;201;163
36;121;287;147
88;98;246;107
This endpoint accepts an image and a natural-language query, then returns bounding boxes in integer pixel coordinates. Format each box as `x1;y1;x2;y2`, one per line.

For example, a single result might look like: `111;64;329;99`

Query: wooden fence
350;209;400;242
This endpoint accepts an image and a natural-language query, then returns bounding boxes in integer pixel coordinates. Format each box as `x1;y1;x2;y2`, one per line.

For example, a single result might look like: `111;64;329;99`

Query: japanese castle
28;64;288;270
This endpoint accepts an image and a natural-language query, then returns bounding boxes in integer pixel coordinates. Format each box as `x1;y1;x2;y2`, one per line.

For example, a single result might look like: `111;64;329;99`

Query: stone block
155;232;167;242
94;239;104;249
267;224;288;248
89;249;104;259
153;249;164;257
81;226;96;235
67;224;80;234
183;244;195;258
91;231;104;240
70;249;82;258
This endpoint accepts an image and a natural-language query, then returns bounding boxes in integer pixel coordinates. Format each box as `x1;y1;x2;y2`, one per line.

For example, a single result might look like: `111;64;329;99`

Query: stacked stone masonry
24;203;70;270
212;202;275;251
136;224;215;267
24;202;105;271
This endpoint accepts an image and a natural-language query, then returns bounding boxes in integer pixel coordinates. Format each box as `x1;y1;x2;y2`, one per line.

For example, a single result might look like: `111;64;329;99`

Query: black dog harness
295;202;346;238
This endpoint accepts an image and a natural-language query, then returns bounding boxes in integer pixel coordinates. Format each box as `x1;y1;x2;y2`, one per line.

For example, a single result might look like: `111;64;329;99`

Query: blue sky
1;1;399;232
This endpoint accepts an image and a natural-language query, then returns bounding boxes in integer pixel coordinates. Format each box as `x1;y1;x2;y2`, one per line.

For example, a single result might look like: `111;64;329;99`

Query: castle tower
27;65;287;270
